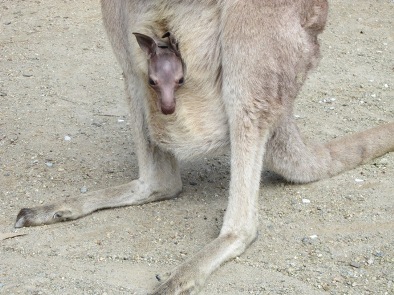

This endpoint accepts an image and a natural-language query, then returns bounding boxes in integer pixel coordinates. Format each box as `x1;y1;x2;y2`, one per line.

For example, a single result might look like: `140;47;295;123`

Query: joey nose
159;88;176;115
161;103;176;115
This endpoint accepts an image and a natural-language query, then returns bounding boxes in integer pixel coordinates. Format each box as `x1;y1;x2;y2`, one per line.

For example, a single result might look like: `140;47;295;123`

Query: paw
15;205;73;228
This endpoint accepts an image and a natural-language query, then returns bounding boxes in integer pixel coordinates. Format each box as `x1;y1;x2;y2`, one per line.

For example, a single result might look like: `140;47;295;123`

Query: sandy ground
0;0;393;294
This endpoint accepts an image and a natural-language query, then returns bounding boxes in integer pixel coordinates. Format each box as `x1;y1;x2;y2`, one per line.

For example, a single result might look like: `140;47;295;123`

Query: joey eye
178;77;184;85
148;78;157;86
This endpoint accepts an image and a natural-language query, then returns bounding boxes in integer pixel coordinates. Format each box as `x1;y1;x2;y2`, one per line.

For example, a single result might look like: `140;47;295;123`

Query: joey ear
133;32;157;58
162;31;181;56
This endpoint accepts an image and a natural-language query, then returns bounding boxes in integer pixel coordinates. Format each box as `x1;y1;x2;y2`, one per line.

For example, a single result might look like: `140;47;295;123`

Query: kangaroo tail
264;117;394;183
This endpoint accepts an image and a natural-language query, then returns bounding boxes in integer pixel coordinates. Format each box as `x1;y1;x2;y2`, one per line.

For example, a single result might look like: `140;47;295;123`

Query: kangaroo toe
15;205;74;228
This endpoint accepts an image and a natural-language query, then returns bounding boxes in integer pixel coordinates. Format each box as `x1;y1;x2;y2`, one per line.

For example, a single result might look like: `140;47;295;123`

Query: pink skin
148;51;184;114
133;32;185;115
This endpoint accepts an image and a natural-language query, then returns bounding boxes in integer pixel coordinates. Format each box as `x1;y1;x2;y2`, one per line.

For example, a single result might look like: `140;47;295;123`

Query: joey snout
155;86;176;115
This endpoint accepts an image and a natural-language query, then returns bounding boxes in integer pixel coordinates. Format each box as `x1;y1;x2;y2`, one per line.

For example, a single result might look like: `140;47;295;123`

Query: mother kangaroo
15;0;394;294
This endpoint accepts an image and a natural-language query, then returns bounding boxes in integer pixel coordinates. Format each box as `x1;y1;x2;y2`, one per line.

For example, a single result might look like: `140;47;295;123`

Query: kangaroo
15;0;394;294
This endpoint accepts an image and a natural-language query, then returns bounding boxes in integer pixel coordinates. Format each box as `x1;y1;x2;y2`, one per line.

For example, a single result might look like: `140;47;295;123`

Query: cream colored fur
15;1;394;294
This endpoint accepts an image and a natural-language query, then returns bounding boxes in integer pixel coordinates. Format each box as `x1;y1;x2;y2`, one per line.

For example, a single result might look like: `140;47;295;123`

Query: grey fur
15;1;394;294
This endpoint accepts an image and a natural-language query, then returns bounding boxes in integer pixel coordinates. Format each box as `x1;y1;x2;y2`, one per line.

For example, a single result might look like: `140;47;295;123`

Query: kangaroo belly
146;89;230;160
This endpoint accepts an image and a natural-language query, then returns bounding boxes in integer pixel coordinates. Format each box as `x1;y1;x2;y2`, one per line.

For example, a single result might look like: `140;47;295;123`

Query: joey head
133;32;185;115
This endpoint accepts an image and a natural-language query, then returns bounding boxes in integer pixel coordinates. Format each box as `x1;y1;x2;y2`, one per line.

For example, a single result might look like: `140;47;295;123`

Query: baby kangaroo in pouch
15;0;394;294
133;32;185;115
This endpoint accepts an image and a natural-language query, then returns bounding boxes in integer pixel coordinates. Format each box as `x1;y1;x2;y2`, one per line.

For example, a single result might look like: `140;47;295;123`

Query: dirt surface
1;0;393;294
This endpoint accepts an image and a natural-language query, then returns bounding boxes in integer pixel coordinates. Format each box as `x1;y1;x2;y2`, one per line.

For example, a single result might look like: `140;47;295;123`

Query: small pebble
302;198;311;204
80;186;88;193
378;158;388;165
319;97;336;104
354;178;364;183
45;162;53;167
302;235;318;245
373;251;384;257
64;135;71;141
